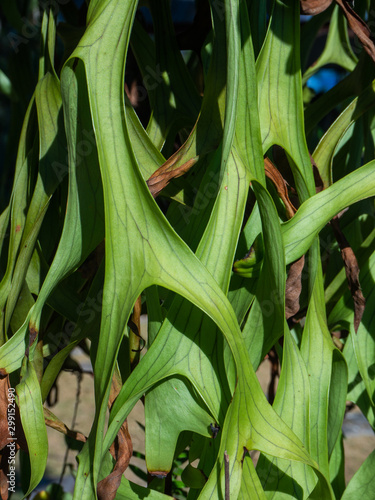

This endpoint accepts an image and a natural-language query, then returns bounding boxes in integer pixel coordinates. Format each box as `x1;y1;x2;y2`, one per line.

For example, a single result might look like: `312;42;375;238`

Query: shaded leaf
181;463;207;489
145;377;213;475
343;337;375;429
352;247;375;405
4;11;67;334
313;75;375;189
336;0;375;63
329;430;345;499
145;0;201;150
302;4;357;85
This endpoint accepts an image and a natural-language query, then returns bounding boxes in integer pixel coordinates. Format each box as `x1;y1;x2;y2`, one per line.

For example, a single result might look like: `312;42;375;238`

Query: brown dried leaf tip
97;420;133;500
264;157;297;219
331;217;365;333
285;256;306;320
300;0;333;15
97;372;133;500
147;150;199;198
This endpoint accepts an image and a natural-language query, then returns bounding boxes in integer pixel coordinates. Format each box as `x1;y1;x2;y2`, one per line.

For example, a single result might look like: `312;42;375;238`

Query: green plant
0;0;375;498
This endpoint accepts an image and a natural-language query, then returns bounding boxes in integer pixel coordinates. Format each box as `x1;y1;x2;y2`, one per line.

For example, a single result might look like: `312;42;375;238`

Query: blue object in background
307;68;344;94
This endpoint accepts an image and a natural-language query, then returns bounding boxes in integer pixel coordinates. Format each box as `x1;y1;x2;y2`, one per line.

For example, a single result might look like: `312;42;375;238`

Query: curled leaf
147;149;199;198
233;234;264;278
97;371;133;500
97;420;133;500
264;157;297;219
285;256;305;320
300;0;333;15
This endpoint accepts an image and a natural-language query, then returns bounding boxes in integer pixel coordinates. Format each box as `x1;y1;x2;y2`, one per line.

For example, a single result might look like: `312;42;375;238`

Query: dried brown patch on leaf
285;256;305;320
336;0;375;63
264;157;297;219
147;154;199;198
331;217;365;333
148;470;168;478
300;0;333;15
25;324;38;358
97;371;133;500
262;157;304;318
97;412;133;500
